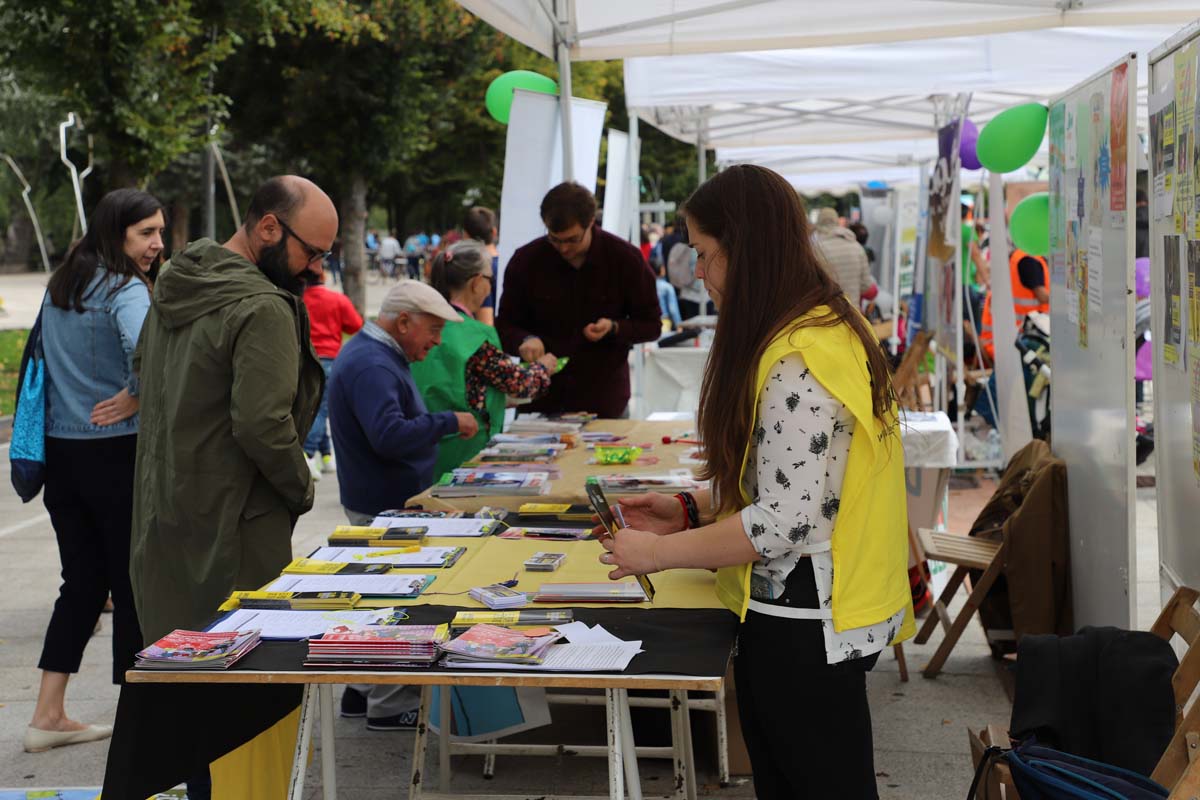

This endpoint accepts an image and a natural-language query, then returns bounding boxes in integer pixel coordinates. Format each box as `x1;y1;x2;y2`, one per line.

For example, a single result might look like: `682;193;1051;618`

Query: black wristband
678;491;700;529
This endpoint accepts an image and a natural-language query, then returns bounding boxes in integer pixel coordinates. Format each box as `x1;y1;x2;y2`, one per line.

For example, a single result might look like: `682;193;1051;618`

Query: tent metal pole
556;1;575;182
628;110;641;243
697;130;706;186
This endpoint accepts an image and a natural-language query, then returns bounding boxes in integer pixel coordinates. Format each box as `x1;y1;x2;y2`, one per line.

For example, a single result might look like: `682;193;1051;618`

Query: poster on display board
924;118;964;360
894;185;920;301
1048;52;1137;628
1110;63;1129;213
1164;235;1184;367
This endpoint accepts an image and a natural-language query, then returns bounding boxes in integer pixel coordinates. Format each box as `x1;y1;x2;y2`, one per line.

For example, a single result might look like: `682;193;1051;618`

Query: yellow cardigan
713;309;916;643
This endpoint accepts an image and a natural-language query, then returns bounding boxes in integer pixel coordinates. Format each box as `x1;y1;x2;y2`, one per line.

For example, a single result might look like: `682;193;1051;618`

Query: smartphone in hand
585;482;656;601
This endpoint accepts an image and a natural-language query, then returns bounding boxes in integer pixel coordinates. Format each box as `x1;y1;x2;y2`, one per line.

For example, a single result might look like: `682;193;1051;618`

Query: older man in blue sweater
329;280;478;524
327;279;478;729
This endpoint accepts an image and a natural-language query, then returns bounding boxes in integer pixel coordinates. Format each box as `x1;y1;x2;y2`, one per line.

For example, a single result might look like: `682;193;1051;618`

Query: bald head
245;175;337;244
236;175;339;292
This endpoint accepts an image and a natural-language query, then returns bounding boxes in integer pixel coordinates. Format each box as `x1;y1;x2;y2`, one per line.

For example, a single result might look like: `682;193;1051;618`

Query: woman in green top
412;240;559;478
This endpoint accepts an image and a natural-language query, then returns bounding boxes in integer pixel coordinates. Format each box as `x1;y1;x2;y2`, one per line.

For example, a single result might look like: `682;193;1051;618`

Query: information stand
1047;54;1138;628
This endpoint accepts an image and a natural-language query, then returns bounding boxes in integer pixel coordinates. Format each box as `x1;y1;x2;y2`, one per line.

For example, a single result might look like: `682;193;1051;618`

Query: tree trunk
4;214;34;272
340;171;368;316
171;197;191;254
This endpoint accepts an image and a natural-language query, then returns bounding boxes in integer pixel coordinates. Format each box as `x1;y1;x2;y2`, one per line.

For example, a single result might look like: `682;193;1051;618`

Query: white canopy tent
457;1;1195;61
625;26;1169;152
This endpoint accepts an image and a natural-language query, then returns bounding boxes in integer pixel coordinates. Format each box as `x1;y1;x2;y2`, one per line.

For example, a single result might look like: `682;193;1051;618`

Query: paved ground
0;271;392;332
0;270;1165;798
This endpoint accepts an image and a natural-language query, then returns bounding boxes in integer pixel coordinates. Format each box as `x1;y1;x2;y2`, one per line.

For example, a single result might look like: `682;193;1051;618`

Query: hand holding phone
587;482;656;601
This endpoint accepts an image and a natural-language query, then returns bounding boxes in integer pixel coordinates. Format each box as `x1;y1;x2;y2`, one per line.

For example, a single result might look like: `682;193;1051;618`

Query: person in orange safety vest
979;248;1049;361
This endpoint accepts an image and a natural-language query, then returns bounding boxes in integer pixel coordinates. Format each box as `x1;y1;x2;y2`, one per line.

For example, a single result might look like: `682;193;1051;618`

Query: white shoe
23;723;113;753
321;453;336;474
307;455;322;482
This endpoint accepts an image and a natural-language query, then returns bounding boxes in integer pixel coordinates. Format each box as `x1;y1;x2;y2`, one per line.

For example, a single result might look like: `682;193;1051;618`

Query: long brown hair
48;188;162;312
681;165;895;515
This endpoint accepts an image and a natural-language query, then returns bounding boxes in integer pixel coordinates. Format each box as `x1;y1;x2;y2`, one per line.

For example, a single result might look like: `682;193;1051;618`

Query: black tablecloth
101;606;737;799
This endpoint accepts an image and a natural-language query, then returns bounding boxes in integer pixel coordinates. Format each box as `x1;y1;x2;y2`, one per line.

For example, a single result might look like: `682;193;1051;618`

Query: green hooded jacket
129;239;324;644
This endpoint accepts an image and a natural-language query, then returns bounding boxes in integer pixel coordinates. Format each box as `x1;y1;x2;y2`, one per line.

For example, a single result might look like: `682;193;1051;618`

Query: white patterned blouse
739;352;907;665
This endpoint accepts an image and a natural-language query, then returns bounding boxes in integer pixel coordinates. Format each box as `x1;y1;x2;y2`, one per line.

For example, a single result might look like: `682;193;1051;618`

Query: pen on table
363;546;422;557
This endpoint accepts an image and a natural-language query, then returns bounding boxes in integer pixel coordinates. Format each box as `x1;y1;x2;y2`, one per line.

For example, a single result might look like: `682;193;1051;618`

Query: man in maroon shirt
496;182;661;418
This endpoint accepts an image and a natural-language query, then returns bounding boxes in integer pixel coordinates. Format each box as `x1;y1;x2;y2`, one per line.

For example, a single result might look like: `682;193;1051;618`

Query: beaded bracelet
677;491;701;530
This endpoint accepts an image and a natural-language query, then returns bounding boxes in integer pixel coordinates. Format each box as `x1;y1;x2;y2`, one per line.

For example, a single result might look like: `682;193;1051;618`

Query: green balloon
976;103;1048;174
485;70;559;124
1010;192;1050;256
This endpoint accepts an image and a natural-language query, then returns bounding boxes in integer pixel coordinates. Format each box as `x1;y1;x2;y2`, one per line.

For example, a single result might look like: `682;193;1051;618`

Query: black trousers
39;434;142;685
733;559;881;800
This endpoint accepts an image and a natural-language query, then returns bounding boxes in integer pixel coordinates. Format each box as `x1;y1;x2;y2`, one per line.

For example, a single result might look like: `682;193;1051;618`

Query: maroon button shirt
496;227;662;417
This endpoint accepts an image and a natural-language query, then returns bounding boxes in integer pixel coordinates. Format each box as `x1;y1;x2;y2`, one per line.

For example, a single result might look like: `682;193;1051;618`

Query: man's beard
258;236;307;296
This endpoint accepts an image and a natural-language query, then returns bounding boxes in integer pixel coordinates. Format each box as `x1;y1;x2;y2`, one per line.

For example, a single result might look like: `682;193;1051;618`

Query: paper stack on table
208;608;395;640
135;629;261;670
431;471;550;497
308;545;466;569
264;573;436;599
440;624;563;665
589;473;704;494
447;622;643;672
366;517;505;537
305;623;450;668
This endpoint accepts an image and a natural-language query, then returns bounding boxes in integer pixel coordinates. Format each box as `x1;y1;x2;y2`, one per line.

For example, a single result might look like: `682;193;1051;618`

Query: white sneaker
307;455;322;482
322;453;336;474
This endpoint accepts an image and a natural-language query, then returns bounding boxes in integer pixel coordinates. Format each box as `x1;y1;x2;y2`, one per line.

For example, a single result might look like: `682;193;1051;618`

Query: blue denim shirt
42;270;151;439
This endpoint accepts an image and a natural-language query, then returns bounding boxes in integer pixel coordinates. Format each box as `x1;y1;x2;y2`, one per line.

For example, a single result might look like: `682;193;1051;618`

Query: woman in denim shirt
24;189;164;754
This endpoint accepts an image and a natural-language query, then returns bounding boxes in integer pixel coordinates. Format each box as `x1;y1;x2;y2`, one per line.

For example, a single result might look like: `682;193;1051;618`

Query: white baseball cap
380;279;460;322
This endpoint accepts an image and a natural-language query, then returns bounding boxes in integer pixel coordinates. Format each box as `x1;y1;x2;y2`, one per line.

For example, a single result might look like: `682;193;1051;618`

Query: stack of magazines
439;624;562;666
135;629;261;670
431;470;550;497
589;473;705;494
306;623;450;668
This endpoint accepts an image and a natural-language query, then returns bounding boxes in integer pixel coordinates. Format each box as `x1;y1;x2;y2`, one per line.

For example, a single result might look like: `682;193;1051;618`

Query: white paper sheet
555;621;626;646
369;517;499;537
309;546;460;567
208;608;392;639
264;574;436;596
449;642;644;672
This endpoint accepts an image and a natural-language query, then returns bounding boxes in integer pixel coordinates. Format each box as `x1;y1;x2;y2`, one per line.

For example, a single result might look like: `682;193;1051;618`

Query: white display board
1149;22;1200;605
496;90;608;304
601;129;630;240
1047;54;1138;628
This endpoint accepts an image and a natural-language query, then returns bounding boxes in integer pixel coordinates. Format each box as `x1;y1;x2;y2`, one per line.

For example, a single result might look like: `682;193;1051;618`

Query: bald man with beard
129;175;337;644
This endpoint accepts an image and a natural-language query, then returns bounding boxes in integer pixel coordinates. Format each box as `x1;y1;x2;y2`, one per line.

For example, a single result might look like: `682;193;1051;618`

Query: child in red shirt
302;261;363;476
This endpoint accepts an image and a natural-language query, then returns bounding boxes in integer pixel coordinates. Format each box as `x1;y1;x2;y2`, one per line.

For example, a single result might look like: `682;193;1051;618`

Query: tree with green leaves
0;1;375;187
221;0;502;312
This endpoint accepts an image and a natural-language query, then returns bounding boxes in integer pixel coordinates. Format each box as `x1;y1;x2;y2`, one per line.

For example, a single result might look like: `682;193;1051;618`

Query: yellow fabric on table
407;419;698;513
209;705;301;800
424;536;724;610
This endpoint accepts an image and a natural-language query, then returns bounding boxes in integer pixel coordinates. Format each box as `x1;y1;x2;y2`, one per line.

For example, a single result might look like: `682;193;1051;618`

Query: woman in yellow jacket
600;165;914;799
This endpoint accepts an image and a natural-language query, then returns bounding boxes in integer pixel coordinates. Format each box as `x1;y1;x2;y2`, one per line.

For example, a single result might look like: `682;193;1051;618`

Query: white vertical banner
988;171;1033;462
496;89;608;306
602;129;630;239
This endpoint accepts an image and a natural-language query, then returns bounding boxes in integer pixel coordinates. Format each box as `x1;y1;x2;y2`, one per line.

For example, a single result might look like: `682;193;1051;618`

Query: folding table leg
713;683;730;786
409;685;434;800
922;553;1005;678
606;688;626;800
617;689;643;800
288;684;317;800
318;684;337;800
439;686;451;793
482;741;495;779
678;691;697;800
894;643;909;682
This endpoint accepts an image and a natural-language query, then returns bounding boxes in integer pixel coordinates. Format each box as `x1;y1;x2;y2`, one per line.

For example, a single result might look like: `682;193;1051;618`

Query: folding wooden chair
1151;587;1200;791
912;527;1006;678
